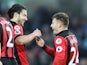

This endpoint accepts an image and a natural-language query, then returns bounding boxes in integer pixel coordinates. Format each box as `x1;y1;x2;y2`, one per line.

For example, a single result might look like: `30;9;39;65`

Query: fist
35;37;45;47
33;29;42;37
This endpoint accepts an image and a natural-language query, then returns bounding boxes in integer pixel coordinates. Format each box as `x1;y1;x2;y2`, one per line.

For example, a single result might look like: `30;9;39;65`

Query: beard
18;20;25;26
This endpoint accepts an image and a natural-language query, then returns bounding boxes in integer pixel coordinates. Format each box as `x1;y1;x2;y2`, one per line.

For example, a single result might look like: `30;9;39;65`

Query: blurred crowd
0;0;87;65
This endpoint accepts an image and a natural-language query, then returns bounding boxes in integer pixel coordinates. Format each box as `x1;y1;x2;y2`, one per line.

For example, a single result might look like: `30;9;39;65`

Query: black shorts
1;57;18;65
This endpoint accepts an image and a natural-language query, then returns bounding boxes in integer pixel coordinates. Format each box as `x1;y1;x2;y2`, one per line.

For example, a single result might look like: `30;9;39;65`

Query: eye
24;14;27;17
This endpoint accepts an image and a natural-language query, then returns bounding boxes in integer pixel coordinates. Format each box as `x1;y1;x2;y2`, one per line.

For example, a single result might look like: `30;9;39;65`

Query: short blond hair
52;12;69;27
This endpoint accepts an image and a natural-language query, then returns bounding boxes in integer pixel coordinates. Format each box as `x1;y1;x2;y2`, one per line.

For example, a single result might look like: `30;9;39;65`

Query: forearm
15;33;35;45
42;45;55;57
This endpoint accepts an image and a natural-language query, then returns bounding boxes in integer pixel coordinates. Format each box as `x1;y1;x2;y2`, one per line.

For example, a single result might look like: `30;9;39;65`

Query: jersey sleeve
13;24;23;40
53;36;68;65
42;45;55;57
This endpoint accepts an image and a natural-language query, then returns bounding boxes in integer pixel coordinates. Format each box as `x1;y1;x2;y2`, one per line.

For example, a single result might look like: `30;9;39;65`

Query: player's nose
50;24;52;28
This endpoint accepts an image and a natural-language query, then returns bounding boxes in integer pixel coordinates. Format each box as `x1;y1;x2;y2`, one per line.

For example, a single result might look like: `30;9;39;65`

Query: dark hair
8;4;26;19
52;12;69;27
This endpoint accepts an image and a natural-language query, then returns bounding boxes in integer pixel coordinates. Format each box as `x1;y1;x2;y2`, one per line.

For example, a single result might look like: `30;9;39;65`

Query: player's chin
53;31;58;35
52;29;56;34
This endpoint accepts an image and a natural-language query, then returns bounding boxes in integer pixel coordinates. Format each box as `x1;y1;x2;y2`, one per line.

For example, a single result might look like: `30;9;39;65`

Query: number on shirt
68;35;79;65
6;26;14;47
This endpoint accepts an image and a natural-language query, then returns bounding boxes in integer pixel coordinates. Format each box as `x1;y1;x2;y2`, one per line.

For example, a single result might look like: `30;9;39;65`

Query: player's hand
0;61;3;65
35;37;45;47
33;29;42;37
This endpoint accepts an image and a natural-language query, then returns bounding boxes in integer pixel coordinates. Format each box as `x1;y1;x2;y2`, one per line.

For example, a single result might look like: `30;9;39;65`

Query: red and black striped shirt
11;21;29;65
0;18;14;58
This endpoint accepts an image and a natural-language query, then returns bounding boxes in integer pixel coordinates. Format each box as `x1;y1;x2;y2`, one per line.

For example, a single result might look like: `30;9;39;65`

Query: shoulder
13;24;23;35
54;36;67;45
54;36;68;53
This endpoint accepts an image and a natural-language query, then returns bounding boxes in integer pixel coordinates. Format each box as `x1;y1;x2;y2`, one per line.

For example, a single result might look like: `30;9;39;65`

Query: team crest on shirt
14;25;21;34
56;38;62;44
56;46;63;52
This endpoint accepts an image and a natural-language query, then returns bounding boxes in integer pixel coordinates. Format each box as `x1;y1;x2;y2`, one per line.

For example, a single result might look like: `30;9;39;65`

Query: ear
58;22;62;28
14;12;19;17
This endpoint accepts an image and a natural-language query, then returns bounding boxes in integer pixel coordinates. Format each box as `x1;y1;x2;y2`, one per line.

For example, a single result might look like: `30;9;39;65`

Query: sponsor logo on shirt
56;38;62;44
14;25;21;34
56;46;63;52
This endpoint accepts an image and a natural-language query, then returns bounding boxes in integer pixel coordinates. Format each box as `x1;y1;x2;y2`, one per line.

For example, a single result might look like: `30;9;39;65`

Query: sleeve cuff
14;35;21;40
42;44;46;49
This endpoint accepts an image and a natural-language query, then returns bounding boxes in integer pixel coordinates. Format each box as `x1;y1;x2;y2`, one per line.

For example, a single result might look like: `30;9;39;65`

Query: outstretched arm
15;29;42;45
35;37;55;57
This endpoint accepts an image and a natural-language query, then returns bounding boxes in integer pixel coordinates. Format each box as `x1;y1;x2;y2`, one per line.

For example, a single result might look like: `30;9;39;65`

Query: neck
10;18;18;24
55;27;68;35
59;27;68;33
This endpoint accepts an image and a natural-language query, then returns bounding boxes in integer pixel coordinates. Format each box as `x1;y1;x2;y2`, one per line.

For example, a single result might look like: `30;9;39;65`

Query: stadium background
0;0;87;65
